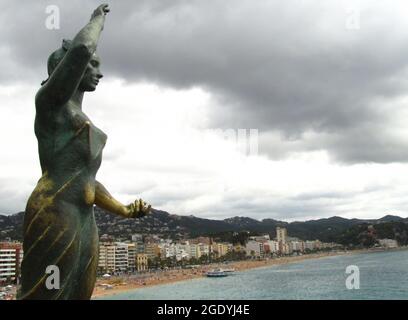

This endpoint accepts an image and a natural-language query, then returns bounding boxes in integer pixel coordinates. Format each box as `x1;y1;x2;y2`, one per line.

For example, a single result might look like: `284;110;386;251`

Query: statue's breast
53;107;107;162
74;120;107;160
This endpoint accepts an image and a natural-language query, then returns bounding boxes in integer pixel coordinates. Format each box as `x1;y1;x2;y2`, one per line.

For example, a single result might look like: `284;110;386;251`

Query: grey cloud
259;121;408;164
202;199;341;221
2;0;408;165
0;184;29;214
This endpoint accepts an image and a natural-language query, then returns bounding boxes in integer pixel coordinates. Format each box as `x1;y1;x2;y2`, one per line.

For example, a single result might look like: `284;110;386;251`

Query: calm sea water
98;250;408;300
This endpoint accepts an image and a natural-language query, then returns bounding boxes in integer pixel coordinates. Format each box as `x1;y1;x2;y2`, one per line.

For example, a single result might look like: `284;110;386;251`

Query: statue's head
43;39;103;92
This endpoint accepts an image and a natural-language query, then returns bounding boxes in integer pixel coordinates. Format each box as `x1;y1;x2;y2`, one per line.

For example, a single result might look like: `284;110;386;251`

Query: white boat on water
206;270;228;277
206;268;235;277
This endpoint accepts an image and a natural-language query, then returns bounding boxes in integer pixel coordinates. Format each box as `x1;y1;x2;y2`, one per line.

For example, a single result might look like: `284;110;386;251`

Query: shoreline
92;248;399;299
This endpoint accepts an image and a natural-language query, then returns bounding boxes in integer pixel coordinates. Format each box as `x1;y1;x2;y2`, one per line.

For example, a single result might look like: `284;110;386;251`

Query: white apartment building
378;239;398;248
290;241;305;252
175;244;190;261
160;243;176;259
281;243;292;255
98;242;135;274
127;243;136;271
267;240;280;253
189;244;202;259
245;240;264;258
304;240;316;251
114;243;128;272
160;242;210;261
0;242;23;284
98;243;115;273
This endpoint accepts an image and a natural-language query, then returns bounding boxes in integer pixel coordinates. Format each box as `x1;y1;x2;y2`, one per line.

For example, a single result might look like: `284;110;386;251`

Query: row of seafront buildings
245;227;400;258
0;228;400;283
97;228;341;274
244;227;339;258
97;235;232;274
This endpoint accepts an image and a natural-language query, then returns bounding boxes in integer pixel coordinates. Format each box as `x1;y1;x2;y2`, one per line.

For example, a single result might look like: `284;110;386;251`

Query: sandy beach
92;250;358;299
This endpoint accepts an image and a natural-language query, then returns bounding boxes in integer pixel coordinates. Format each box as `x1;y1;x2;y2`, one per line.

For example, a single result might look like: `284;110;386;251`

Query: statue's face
79;54;103;92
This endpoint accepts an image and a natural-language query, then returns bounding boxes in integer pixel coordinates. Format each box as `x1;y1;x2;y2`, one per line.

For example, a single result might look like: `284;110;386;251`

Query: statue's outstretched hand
91;4;110;20
125;199;151;219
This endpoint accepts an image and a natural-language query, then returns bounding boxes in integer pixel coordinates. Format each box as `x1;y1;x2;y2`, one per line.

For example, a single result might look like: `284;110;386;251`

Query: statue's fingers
133;203;137;214
127;203;134;218
141;200;148;210
134;200;139;213
132;202;138;218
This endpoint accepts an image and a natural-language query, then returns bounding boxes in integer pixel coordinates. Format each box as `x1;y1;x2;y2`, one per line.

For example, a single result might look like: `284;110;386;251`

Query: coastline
92;248;393;299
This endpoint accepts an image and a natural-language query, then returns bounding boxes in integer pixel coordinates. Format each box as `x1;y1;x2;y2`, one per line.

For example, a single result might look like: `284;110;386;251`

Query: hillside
1;208;408;247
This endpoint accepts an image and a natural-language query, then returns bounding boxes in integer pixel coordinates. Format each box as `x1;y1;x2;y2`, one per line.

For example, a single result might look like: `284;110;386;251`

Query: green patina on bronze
18;4;151;300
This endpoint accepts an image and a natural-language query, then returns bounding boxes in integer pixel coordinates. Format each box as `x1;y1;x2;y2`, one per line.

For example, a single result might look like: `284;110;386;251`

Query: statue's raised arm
36;4;110;108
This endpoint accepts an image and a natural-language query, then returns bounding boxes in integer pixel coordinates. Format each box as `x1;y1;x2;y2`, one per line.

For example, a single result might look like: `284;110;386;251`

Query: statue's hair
41;39;72;85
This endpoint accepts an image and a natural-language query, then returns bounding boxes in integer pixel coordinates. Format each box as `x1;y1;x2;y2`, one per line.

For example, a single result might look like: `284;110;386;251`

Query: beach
92;250;359;299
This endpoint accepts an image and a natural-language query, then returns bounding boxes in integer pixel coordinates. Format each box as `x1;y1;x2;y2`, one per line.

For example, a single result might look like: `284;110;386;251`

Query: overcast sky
2;0;408;221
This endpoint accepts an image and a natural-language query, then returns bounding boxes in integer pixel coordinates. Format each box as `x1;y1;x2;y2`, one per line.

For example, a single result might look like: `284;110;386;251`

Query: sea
98;249;408;300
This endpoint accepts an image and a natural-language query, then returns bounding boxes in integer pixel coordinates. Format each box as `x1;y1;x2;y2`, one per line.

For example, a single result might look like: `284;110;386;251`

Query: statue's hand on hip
125;199;152;219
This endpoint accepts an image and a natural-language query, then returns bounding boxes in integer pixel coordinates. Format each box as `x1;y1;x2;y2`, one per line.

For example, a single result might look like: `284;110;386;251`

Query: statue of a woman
18;4;151;300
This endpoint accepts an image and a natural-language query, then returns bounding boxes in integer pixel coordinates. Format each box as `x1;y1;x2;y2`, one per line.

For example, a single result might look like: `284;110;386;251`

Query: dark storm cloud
2;0;408;163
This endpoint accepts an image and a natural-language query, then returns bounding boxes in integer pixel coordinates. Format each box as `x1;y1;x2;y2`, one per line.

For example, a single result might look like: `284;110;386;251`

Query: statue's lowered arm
95;181;151;218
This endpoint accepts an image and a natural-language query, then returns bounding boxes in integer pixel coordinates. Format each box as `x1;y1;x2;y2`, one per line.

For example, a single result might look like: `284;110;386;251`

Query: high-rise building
127;243;136;272
189;244;202;259
98;242;136;274
276;227;287;244
0;242;23;284
114;243;129;272
245;240;264;258
98;243;115;273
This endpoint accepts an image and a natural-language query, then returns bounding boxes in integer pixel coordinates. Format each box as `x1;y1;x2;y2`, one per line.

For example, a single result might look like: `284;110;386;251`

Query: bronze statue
18;4;151;300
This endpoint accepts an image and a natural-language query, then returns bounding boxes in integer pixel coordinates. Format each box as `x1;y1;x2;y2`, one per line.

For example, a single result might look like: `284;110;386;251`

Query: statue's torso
21;101;107;299
34;102;107;207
